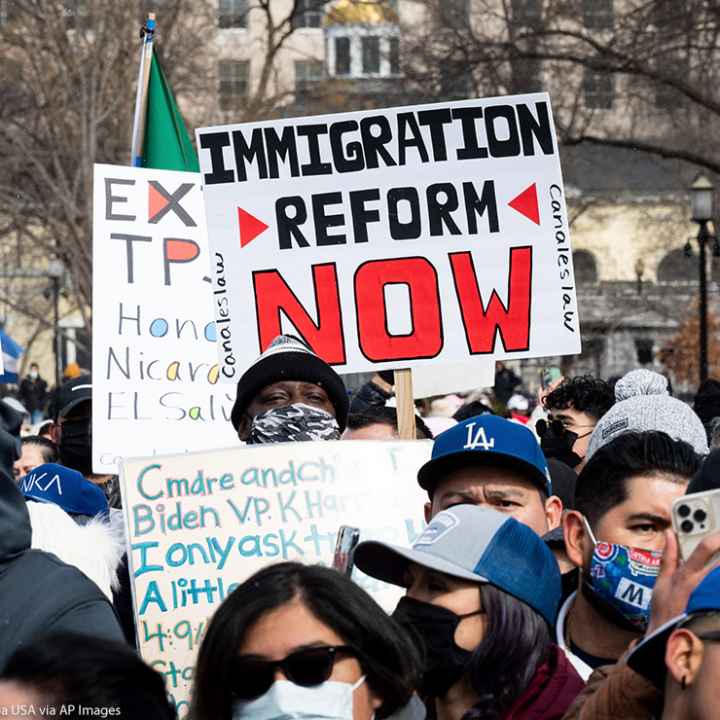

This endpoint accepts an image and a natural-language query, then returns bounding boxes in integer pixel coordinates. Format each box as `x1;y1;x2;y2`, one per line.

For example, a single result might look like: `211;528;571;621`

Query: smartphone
333;526;360;576
541;366;562;390
672;490;720;564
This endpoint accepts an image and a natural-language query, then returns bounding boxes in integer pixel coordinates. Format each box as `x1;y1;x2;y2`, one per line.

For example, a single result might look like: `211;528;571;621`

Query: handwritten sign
92;164;238;473
196;92;581;383
121;440;431;717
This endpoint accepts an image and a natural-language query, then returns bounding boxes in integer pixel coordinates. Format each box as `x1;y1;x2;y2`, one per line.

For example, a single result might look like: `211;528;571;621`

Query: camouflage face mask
247;403;340;444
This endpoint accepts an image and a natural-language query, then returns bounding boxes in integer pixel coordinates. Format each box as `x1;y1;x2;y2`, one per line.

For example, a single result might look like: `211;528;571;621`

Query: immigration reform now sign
196;93;580;380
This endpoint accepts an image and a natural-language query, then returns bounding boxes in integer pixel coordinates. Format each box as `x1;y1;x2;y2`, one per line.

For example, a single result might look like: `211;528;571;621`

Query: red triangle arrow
508;183;540;225
148;183;167;221
238;207;269;248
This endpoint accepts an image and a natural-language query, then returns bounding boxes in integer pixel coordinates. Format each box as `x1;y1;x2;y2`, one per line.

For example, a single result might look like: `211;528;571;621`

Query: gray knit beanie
587;369;709;459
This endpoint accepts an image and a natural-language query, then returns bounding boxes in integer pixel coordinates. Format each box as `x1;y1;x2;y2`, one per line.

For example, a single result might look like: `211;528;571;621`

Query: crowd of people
1;332;720;720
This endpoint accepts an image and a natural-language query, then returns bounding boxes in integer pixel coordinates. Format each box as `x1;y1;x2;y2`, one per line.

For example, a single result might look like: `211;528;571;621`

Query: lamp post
689;175;716;385
47;260;64;389
635;257;645;295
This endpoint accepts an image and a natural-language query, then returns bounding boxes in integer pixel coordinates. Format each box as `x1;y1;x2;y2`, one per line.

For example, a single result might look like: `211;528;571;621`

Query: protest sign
121;440;430;717
196;92;581;383
92;164;238;473
412;360;495;398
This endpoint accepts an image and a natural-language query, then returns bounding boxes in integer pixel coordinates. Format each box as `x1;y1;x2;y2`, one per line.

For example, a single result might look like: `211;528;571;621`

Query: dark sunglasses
233;645;358;700
536;418;566;437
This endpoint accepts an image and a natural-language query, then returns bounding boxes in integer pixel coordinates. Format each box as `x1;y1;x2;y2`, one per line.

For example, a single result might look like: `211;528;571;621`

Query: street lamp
689;174;716;384
47;260;64;389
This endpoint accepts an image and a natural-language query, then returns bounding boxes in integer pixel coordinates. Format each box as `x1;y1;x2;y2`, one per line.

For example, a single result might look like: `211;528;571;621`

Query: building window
219;0;248;29
362;36;380;74
335;36;351;76
389;37;400;75
572;250;599;284
440;66;471;99
654;54;687;108
0;0;18;24
657;248;695;282
582;0;613;30
295;60;324;100
219;60;249;111
653;0;687;28
512;58;541;93
292;0;324;29
512;0;541;25
583;69;614;109
635;338;654;365
438;0;469;29
63;0;89;29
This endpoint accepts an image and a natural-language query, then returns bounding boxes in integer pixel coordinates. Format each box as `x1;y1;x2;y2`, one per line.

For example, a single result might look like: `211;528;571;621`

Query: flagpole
130;13;156;167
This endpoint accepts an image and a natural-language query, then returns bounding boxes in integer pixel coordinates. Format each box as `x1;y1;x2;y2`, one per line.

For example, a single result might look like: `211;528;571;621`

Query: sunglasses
233;645;358;700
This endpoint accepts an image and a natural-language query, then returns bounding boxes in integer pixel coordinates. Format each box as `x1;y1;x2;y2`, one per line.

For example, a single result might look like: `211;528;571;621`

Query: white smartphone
672;490;720;563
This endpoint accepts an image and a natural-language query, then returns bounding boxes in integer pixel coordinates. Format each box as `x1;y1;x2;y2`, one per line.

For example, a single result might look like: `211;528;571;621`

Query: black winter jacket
0;472;124;670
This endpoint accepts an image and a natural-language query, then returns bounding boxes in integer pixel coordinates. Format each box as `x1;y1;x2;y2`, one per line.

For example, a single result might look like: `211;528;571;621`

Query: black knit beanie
231;335;349;431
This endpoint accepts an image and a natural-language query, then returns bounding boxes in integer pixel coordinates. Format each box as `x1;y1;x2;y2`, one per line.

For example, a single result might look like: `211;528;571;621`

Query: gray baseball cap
354;504;562;627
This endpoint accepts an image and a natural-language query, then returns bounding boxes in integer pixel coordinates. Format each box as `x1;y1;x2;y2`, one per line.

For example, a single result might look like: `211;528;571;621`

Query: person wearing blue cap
354;505;584;720
19;464;124;601
417;415;562;536
20;462;109;521
627;565;720;720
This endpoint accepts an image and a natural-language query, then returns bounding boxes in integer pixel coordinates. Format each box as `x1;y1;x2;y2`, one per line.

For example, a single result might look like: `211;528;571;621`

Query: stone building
3;0;712;398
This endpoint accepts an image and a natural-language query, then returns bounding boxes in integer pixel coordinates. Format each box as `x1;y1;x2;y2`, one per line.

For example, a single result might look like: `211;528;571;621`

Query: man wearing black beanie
230;335;349;444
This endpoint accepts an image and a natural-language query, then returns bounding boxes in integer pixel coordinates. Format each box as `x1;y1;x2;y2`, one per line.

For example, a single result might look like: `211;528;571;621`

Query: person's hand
371;372;394;395
646;529;720;635
537;375;564;408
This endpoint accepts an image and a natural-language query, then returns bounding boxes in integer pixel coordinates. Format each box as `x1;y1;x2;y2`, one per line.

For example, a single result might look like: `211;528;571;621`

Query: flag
142;52;199;172
0;331;23;384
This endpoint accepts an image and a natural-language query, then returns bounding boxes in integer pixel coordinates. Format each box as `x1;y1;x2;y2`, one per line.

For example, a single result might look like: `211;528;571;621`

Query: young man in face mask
538;375;614;470
561;431;700;679
417;415;562;537
231;335;349;444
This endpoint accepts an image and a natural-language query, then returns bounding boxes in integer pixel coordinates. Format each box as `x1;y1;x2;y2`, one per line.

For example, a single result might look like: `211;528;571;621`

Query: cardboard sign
92;164;238;473
196;93;580;384
121;440;430;717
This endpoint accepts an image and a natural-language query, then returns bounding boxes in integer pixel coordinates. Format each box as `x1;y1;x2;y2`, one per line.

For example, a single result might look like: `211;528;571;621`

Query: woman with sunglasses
354;505;585;720
190;561;421;720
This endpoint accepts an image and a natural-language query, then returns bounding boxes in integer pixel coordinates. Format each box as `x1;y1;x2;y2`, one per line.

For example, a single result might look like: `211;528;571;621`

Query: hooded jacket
0;473;125;670
26;501;126;600
502;645;585;720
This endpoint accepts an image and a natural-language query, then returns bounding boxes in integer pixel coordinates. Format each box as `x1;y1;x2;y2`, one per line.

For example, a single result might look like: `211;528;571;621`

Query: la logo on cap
464;422;495;451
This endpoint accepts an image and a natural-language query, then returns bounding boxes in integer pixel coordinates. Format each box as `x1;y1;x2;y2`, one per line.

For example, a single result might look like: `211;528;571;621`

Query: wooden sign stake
394;368;416;440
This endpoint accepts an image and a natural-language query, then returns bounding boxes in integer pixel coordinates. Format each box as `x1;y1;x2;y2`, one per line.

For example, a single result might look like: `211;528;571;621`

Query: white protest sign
92;164;238;473
197;92;580;383
121;440;430;717
412;359;495;398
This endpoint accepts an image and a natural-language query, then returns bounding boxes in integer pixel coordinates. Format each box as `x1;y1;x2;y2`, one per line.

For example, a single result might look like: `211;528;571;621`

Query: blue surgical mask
581;517;662;633
232;677;367;720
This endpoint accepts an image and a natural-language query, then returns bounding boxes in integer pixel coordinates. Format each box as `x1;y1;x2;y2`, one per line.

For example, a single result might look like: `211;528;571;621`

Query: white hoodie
26;501;126;600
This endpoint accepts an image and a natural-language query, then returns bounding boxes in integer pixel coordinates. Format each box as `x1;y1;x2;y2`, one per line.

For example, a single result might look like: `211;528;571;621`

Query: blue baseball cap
417;415;552;497
20;463;108;518
354;504;562;627
628;566;720;688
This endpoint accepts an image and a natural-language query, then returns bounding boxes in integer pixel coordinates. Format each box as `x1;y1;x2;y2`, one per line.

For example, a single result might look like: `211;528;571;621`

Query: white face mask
232;677;367;720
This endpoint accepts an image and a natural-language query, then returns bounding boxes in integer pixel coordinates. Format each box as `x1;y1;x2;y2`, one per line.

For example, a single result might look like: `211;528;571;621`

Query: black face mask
536;419;585;469
392;596;481;699
59;417;92;476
